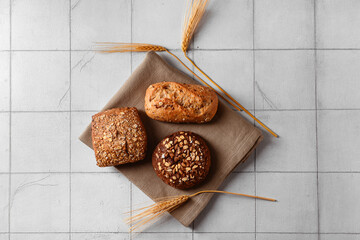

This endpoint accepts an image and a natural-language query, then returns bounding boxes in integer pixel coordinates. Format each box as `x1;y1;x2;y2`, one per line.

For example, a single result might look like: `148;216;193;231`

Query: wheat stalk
95;43;247;117
181;0;209;52
125;190;276;232
96;42;167;53
180;0;278;137
125;195;189;232
95;42;278;137
184;53;279;137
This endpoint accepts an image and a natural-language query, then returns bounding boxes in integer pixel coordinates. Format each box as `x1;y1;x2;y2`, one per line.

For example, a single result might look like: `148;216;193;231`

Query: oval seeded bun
145;82;218;123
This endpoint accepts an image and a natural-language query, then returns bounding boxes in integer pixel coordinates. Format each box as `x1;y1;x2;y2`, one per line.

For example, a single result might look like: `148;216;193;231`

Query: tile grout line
8;0;12;238
192;27;196;240
191;10;197;236
5;231;360;235
6;48;360;52
69;0;72;238
193;42;196;240
253;0;257;239
130;1;133;239
2;231;352;234
4;108;360;113
314;0;320;239
2;171;360;175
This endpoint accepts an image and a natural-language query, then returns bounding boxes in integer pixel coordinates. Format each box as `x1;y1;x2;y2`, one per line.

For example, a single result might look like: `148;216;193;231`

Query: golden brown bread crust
152;131;211;189
144;82;218;123
91;107;147;167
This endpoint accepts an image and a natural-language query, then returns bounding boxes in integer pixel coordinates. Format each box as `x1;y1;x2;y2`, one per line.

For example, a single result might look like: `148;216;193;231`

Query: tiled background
1;0;360;239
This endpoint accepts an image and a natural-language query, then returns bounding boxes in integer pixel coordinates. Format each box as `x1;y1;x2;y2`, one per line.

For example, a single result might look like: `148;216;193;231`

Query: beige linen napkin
79;51;263;227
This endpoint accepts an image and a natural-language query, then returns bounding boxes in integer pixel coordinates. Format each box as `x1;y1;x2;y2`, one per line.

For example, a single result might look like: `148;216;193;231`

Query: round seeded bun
152;131;211;189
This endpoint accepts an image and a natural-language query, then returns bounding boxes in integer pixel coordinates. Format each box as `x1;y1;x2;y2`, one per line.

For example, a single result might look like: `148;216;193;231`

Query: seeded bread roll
145;82;218;123
152;131;211;189
91;107;147;167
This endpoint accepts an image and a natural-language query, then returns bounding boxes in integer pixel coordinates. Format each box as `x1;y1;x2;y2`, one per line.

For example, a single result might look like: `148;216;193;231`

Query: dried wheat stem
189;190;277;202
95;43;248;112
95;42;278;137
180;0;278;137
96;42;167;53
126;190;276;232
183;53;279;138
165;50;249;112
127;195;189;232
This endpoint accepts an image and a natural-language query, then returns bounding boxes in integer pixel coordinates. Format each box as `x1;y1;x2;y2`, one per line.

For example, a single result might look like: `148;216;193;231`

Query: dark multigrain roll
91;107;147;167
152;131;211;189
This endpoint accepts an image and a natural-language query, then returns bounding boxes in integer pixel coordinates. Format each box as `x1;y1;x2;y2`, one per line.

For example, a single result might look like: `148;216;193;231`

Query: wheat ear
181;0;278;137
96;42;167;53
126;190;276;232
181;0;209;52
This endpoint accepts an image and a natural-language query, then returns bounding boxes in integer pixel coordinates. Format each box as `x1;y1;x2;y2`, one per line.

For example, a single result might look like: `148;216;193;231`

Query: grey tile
0;52;10;111
255;0;314;49
12;52;70;111
10;174;70;232
71;0;131;50
71;51;131;111
131;185;192;233
317;51;360;109
132;0;186;49
317;0;360;48
320;234;360;240
256;173;318;233
255;51;315;110
0;234;8;240
71;173;130;232
319;173;360;233
0;174;9;232
0;113;9;173
0;0;10;50
132;233;191;240
194;0;253;49
194;233;255;240
318;110;360;171
194;173;255;232
11;112;70;173
257;234;318;240
255;111;317;172
71;112;117;173
71;233;128;240
131;52;147;72
12;0;69;50
11;234;69;240
193;50;254;110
